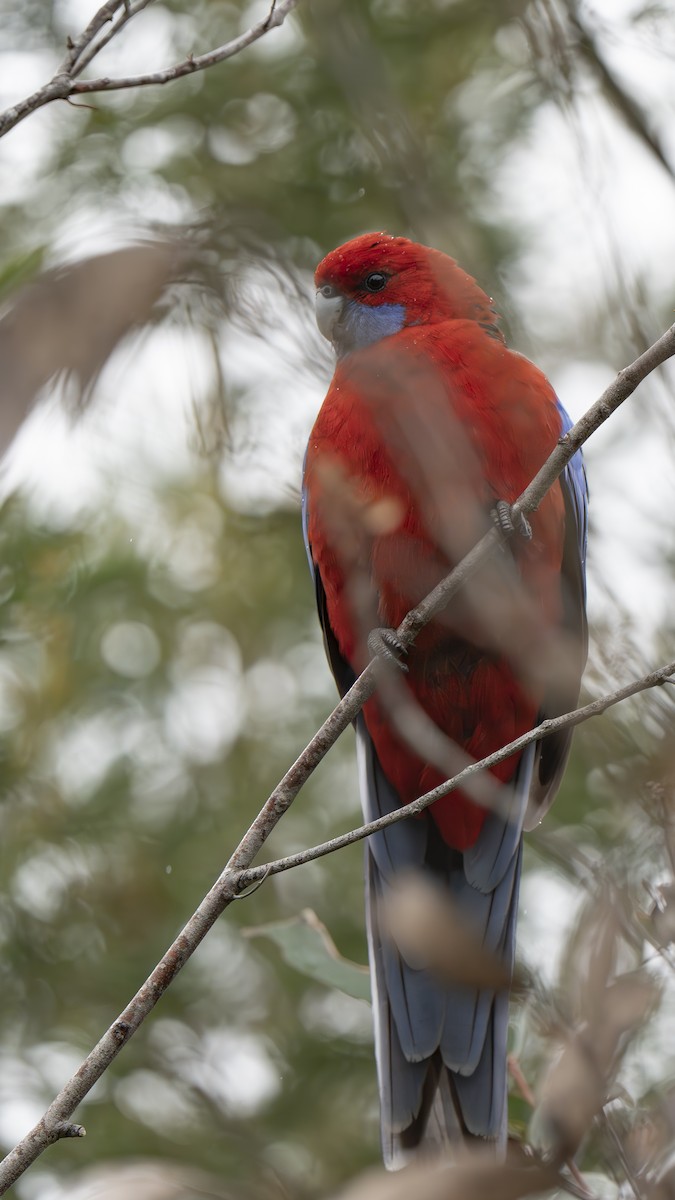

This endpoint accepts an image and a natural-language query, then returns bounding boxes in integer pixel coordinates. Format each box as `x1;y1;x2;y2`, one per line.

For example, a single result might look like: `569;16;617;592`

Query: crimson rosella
302;233;588;1167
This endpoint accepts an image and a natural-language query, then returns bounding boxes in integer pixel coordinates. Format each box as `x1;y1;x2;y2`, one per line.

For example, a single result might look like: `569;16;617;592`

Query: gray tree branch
71;0;157;78
0;0;299;139
235;659;675;887
58;0;128;75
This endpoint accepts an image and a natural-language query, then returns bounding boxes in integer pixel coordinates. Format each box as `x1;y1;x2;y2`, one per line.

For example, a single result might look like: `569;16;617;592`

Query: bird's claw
492;499;532;541
368;627;409;671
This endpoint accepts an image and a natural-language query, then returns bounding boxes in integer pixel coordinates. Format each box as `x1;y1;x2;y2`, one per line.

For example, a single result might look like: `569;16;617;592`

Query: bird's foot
367;627;408;672
492;499;532;541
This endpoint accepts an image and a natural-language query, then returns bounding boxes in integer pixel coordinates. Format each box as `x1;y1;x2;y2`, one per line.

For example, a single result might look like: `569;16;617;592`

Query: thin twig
234;661;675;888
72;0;156;78
508;1053;537;1108
560;0;675;182
0;0;300;139
0;328;673;1193
58;0;127;74
71;0;299;94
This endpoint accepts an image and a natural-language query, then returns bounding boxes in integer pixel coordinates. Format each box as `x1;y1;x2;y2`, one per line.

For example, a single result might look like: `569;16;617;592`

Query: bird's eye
364;272;388;293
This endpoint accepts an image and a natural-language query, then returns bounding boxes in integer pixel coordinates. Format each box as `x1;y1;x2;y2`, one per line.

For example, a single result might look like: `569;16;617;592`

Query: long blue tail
357;716;532;1168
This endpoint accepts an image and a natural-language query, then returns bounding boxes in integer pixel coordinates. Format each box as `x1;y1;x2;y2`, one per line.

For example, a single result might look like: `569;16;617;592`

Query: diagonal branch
234;659;675;887
0;0;300;139
0;325;674;1194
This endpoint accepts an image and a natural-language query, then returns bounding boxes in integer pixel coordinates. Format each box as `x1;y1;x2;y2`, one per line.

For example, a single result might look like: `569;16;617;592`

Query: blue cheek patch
338;300;406;355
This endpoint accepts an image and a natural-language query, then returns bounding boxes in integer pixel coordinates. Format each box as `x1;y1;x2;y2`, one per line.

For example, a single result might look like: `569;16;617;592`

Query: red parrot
302;233;588;1166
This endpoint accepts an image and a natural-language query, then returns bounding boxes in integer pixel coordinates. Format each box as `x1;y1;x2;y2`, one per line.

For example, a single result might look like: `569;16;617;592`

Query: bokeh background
1;1;675;1197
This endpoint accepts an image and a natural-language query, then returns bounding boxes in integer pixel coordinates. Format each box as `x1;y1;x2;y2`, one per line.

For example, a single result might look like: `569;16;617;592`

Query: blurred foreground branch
0;0;300;139
559;0;675;182
0;241;183;454
330;1144;557;1200
0;326;674;1193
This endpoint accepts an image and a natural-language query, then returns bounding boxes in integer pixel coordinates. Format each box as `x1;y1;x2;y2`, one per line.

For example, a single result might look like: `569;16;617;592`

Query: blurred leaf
331;1145;556;1200
534;886;660;1157
0;241;184;454
243;908;371;1002
648;883;675;947
382;870;512;990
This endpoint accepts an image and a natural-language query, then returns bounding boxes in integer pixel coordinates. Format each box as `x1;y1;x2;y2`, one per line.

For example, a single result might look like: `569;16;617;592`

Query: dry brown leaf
602;973;659;1041
381;872;512;990
579;889;622;1026
331;1146;556;1200
537;1033;605;1155
534;877;661;1159
650;1179;675;1200
537;967;658;1155
0;241;184;455
650;884;675;947
625;1113;669;1177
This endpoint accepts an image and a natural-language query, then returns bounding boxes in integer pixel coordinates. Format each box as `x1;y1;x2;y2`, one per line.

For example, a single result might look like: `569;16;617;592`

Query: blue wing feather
525;398;588;826
556;397;589;588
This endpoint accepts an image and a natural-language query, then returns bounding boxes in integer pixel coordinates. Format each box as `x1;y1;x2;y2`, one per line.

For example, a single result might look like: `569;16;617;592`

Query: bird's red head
314;232;499;356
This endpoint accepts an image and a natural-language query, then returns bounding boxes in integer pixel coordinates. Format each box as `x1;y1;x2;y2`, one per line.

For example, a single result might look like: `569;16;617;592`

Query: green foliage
0;485;375;1193
244;910;370;1003
2;1;675;1196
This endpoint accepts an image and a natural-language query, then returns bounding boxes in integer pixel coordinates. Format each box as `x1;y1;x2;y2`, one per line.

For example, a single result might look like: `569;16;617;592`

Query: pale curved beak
315;288;344;344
